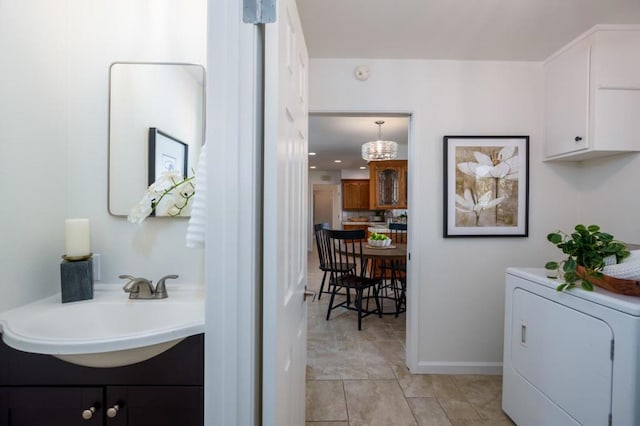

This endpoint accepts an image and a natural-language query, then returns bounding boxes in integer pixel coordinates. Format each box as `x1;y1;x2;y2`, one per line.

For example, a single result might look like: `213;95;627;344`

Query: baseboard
416;361;503;375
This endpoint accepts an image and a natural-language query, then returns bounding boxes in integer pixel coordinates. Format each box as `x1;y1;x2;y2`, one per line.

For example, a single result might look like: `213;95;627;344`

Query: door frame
307;108;417;372
204;2;262;425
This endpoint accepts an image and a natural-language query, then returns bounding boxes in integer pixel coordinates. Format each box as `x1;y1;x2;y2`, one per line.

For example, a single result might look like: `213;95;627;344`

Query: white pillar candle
65;218;91;257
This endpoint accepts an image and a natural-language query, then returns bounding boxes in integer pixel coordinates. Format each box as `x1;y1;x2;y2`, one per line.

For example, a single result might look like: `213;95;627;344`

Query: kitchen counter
342;221;386;226
367;227;407;234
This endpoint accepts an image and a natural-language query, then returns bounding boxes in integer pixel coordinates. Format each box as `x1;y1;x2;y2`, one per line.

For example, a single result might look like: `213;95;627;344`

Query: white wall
341;169;369;179
66;0;206;284
310;58;583;372
0;0;69;312
0;0;206;312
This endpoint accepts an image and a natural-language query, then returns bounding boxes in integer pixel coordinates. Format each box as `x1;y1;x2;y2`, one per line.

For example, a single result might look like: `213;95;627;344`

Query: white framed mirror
108;62;205;217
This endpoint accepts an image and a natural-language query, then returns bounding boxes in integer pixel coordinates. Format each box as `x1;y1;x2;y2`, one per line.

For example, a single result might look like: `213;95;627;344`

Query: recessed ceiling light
359;166;366;169
334;160;342;163
310;166;316;169
309;152;316;156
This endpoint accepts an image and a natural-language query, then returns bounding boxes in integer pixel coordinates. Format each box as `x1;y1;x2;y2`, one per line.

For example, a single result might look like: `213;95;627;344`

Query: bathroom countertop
0;283;204;357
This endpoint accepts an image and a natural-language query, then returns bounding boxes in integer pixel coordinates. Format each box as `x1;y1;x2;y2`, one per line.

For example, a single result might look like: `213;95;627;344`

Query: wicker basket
576;265;640;296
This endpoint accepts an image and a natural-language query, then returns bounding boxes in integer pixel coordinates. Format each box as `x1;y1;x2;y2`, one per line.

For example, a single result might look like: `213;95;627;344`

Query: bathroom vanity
0;334;203;425
0;283;205;425
503;268;640;426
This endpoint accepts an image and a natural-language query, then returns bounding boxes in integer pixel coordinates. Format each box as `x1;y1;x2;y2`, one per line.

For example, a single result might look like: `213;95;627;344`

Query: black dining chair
376;223;407;316
387;222;407;316
314;223;356;300
389;222;408;245
324;229;382;330
313;223;332;299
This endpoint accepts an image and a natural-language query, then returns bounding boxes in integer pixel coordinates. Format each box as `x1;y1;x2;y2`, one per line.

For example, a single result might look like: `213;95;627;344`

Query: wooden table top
360;243;407;259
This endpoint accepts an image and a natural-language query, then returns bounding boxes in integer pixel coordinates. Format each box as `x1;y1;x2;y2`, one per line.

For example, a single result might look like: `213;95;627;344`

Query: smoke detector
354;65;370;81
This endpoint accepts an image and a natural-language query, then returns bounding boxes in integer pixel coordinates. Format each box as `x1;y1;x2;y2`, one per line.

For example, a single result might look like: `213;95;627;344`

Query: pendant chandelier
361;120;398;161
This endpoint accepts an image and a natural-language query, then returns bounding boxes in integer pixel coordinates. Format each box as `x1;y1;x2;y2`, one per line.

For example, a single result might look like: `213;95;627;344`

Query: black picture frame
443;135;529;238
148;127;188;186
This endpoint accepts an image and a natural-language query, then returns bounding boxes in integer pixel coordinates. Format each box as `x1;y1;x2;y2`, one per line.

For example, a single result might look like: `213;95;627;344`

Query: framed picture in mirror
148;127;188;185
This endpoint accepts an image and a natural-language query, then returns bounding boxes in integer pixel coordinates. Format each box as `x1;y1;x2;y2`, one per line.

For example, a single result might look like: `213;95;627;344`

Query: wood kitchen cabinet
343;224;369;232
369;160;407;209
0;335;203;426
342;179;370;210
544;26;640;161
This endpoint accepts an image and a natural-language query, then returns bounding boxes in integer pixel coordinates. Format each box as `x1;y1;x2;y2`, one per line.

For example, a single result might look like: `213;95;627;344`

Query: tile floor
305;249;515;426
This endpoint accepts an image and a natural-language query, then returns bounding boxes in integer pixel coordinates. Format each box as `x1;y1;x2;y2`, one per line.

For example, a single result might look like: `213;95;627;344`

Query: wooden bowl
575;265;640;296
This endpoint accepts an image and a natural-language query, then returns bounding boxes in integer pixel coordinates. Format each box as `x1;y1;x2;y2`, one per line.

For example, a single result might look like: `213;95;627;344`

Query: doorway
306;113;413;412
312;184;340;229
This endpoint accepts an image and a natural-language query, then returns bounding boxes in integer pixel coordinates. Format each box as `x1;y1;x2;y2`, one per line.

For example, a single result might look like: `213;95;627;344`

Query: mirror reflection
108;62;205;217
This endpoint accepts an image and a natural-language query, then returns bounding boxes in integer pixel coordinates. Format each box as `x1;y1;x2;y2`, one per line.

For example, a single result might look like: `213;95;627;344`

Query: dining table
360;243;407;316
360;243;407;260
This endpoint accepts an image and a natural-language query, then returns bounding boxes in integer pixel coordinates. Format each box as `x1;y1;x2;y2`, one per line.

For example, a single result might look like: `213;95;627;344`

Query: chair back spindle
389;222;407;244
313;223;330;269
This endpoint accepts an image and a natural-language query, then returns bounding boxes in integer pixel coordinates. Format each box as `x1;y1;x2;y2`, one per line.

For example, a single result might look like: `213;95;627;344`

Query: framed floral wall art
148;127;188;186
443;135;529;237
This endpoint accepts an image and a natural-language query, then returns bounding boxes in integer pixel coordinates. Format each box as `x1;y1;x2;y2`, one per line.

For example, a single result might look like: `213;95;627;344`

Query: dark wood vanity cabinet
2;387;103;426
0;335;203;426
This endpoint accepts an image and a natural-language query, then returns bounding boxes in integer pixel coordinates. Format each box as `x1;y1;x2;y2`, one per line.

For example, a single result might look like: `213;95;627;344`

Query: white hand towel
186;144;207;248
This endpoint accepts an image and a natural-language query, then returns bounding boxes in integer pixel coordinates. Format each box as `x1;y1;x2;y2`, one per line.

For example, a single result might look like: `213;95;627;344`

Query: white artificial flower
127;173;196;223
127;193;155;224
457;146;519;180
149;171;183;192
455;189;505;214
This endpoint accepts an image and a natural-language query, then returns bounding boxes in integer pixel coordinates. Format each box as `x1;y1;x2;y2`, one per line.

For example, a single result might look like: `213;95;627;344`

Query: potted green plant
545;224;630;292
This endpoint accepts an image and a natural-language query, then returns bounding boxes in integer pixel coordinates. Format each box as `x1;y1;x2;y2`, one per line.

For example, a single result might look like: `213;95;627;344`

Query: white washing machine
503;268;640;426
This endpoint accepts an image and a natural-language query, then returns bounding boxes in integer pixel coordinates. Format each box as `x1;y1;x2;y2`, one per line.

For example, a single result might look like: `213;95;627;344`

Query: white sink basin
0;284;204;368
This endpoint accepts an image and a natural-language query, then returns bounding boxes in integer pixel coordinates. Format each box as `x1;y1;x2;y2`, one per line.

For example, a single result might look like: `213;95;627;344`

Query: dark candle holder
60;254;94;303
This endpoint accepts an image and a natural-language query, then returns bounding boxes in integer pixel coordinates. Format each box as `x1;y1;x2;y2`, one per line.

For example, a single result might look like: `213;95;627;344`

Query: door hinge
610;339;615;361
408;252;411;261
243;0;276;24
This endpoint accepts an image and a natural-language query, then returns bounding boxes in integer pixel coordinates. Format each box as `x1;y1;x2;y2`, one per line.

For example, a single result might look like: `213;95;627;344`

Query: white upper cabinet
544;26;640;161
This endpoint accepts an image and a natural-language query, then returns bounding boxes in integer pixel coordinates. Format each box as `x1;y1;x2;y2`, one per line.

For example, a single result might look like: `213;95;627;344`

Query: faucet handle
154;274;178;298
119;275;137;291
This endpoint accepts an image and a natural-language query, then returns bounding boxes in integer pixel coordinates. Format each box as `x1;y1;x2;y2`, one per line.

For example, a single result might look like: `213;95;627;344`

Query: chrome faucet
119;274;178;299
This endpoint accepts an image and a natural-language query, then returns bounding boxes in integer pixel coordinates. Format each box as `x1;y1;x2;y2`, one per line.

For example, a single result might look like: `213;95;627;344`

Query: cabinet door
544;38;590;158
342;180;369;210
106;386;203;426
343;224;368;232
376;167;400;208
369;161;407;209
7;387;102;426
511;289;612;425
0;389;7;426
357;181;370;209
593;30;640;89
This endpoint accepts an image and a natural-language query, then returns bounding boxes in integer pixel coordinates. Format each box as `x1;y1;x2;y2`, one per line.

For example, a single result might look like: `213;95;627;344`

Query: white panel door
262;0;309;424
512;289;613;425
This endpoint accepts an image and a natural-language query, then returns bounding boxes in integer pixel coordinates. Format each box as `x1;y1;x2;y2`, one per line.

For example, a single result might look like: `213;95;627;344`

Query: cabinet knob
107;404;120;418
82;406;96;420
575;136;583;142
